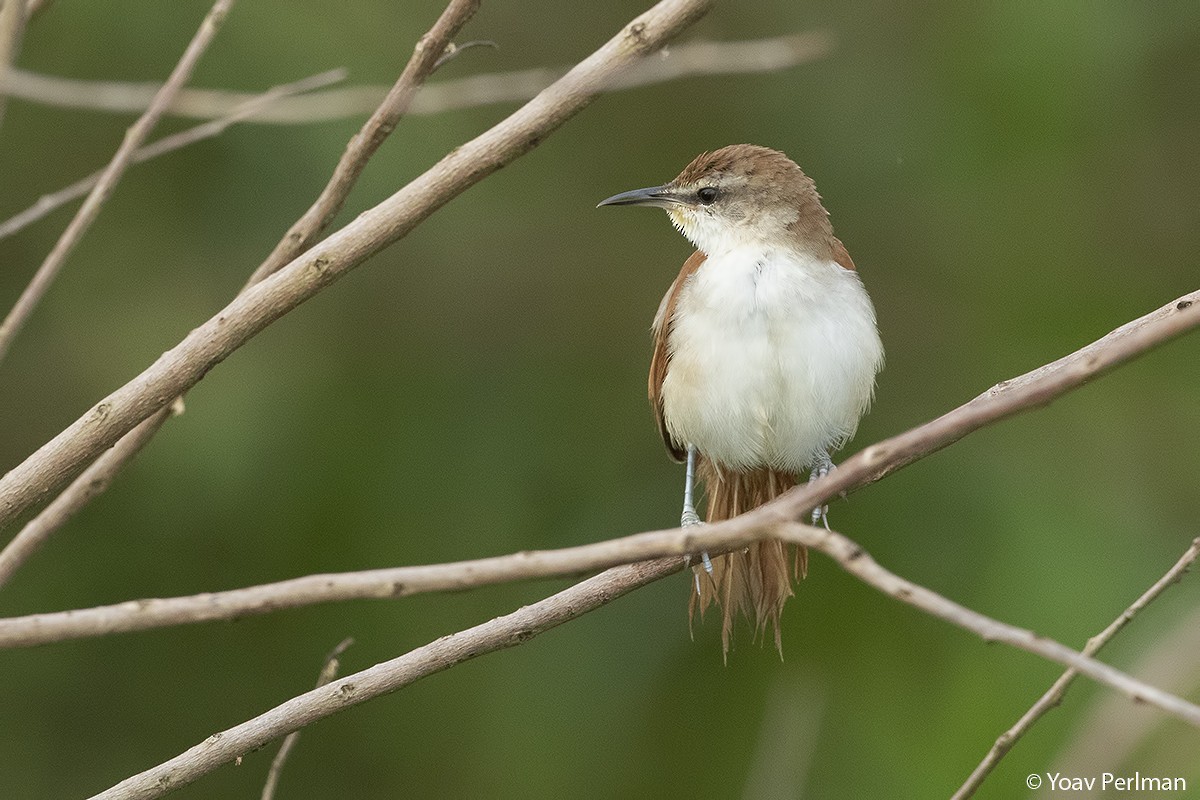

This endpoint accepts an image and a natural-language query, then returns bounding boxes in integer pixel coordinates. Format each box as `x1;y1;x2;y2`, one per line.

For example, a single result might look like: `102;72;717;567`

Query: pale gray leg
680;445;712;580
808;450;835;529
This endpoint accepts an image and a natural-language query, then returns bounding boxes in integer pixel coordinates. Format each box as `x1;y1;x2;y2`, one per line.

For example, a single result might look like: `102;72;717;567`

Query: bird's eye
696;187;718;205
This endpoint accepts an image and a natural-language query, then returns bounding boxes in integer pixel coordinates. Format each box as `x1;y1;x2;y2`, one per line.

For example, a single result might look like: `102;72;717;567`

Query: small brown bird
599;145;883;654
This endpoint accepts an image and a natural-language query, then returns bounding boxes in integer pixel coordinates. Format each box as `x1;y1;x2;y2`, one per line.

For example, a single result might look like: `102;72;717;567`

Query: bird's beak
596;184;685;209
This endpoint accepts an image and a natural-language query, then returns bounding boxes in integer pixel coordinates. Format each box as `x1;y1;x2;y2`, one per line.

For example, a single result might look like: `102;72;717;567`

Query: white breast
660;246;883;474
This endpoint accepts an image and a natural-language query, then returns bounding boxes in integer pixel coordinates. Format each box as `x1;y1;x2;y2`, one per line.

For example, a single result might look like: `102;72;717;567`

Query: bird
598;145;883;655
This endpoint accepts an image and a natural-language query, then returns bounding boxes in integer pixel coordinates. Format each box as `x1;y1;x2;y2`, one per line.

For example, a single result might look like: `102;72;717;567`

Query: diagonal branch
3;289;1195;643
84;520;1200;799
87;557;683;800
0;0;477;585
10;288;1190;793
260;637;354;800
0;0;236;365
246;0;482;287
0;0;718;532
0;34;831;245
8;288;1198;794
952;536;1200;798
0;26;827;584
1048;602;1200;777
0;404;177;589
750;292;1200;529
789;519;1200;726
0;68;347;243
6;516;1200;727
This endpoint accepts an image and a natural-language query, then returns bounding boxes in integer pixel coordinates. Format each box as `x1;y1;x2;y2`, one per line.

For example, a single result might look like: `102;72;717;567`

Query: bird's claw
808;456;835;529
680;512;713;576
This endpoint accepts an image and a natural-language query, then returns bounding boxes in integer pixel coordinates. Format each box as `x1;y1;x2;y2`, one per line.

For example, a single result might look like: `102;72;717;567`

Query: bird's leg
808;450;835;529
681;445;701;526
680;445;712;588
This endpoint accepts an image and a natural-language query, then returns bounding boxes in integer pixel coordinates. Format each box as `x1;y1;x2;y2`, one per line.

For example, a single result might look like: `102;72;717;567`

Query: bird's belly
660;259;880;474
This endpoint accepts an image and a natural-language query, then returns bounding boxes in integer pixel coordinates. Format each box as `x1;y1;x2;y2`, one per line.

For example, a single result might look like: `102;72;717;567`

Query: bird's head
598;144;835;258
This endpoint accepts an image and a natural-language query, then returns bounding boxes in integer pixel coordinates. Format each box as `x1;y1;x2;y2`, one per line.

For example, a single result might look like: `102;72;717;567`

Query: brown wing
648;250;706;462
831;237;856;271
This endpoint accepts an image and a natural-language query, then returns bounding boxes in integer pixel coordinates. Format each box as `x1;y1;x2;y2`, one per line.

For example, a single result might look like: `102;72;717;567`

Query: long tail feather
688;458;806;657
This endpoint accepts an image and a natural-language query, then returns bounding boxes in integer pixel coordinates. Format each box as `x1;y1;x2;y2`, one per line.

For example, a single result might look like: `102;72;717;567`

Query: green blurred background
2;1;1198;797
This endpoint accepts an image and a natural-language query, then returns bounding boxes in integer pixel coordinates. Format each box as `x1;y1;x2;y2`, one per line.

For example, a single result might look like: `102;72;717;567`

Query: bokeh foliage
1;1;1198;797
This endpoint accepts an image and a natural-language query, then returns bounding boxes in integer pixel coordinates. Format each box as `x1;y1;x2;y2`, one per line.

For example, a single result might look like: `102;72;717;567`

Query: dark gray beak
596;184;685;209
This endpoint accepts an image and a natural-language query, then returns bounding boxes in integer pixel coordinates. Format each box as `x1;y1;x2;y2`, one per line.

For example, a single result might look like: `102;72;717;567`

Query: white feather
660;244;883;474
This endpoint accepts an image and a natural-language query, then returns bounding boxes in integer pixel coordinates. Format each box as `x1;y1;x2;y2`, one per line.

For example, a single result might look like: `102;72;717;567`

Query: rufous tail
689;457;808;657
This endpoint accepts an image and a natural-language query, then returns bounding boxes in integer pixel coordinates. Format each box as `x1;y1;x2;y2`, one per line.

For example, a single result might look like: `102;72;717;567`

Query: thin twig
432;39;498;69
260;637;354;800
952;537;1200;799
0;0;718;532
245;0;481;286
86;557;683;800
3;290;1197;644
1049;602;1200;777
1;33;832;122
0;0;236;365
0;69;347;242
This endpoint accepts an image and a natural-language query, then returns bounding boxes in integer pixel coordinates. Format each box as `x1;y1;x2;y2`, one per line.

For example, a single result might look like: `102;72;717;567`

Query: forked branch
0;0;717;532
84;525;1200;799
4;290;1195;647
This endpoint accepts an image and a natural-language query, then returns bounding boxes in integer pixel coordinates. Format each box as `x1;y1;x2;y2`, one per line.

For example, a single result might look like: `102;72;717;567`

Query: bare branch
0;0;718;531
780;525;1200;727
260;637;354;800
85;518;1200;799
2;33;831;122
246;0;482;286
87;557;682;800
0;525;709;648
0;33;830;243
0;404;177;589
12;518;1200;726
0;0;27;130
0;0;237;365
0;69;347;243
1050;602;1200;776
3;289;1196;643
953;537;1200;798
0;0;477;583
5;287;1197;790
759;292;1200;528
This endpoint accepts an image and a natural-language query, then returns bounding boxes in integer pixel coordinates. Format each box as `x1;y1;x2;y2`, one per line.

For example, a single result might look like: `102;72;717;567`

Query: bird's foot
681;511;712;594
808;456;835;529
